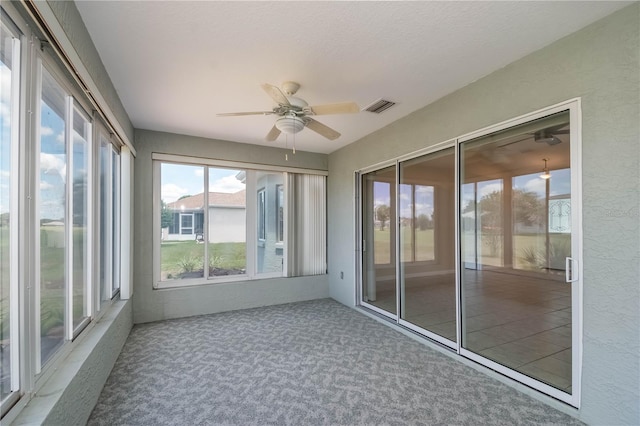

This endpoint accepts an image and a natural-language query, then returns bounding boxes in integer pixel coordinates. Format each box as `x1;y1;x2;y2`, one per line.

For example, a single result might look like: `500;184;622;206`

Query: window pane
361;166;396;314
0;20;17;401
399;148;456;342
111;148;120;293
72;106;90;329
276;185;284;243
99;136;112;307
461;111;573;393
161;163;205;280
208;167;245;277
39;66;67;365
256;172;284;275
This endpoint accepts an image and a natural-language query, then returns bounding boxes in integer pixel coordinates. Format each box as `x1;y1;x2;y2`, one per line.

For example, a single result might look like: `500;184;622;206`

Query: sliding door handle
565;257;578;283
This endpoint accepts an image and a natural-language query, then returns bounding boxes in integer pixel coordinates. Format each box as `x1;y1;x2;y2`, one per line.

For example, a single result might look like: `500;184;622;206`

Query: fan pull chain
285;133;289;161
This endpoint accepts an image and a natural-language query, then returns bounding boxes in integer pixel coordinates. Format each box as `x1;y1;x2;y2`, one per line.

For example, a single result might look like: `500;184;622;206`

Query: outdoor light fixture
540;158;551;180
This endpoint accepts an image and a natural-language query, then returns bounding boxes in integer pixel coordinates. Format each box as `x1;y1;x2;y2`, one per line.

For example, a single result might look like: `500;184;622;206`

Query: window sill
11;299;132;425
154;273;285;290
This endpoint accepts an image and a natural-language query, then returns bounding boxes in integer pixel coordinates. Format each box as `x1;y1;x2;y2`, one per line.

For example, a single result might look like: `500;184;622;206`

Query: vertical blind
287;174;327;276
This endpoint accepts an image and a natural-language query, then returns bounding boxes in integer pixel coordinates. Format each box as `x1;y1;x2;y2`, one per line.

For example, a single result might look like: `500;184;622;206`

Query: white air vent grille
364;99;396;114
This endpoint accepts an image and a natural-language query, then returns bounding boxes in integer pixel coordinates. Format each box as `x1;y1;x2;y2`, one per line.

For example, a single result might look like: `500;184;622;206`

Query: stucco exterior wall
327;4;639;425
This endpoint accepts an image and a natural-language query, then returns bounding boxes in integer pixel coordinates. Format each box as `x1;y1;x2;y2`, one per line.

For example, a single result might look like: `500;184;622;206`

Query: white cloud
0;170;10;178
161;183;190;203
415;186;434;195
194;169;204;177
56;132;65;144
40;181;54;190
478;182;502;198
41;126;54;136
523;177;546;196
374;196;390;206
210;175;245;193
40;153;66;180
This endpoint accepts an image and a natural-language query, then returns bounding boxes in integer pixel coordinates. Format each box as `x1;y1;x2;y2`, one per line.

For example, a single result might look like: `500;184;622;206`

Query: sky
161;163;245;203
1;60;12;215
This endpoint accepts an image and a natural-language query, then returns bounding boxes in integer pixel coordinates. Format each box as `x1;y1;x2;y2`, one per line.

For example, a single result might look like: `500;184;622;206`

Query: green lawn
372;226;570;272
374;227;435;264
160;240;246;279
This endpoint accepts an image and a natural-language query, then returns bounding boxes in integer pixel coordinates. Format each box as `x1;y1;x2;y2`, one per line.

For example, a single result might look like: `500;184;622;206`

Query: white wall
327;4;639;425
209;207;245;243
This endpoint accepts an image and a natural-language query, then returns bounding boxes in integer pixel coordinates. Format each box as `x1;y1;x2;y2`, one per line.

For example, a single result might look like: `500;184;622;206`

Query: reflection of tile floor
367;268;572;392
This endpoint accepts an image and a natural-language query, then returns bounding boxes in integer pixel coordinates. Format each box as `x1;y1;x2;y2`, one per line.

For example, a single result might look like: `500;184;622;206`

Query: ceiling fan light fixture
275;115;305;134
540;158;551;180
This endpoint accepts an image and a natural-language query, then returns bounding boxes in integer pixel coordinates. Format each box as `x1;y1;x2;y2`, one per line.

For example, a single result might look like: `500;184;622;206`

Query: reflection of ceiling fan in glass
534;126;569;145
217;81;360;141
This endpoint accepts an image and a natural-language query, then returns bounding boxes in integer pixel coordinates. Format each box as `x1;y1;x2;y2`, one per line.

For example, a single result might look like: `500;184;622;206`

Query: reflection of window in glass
258;189;266;240
399;183;435;263
276;184;284;243
373;180;392;265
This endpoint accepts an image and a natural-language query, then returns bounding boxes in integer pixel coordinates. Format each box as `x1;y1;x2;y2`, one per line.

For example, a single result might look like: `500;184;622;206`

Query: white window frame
0;11;23;417
152;153;327;289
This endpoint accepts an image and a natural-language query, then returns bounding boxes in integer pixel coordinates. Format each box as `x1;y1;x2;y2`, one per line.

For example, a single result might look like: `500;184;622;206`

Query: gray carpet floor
87;299;583;426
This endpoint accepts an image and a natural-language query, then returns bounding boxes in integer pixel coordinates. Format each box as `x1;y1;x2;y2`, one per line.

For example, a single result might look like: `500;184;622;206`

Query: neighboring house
165;190;246;243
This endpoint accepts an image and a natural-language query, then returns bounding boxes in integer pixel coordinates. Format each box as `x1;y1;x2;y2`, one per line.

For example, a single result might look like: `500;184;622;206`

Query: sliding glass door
398;148;457;345
358;103;581;405
460;110;576;396
361;165;397;316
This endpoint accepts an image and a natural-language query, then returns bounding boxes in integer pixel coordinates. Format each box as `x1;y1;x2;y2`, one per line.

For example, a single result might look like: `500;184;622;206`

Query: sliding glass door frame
395;141;458;349
357;159;398;321
356;98;582;407
456;99;583;407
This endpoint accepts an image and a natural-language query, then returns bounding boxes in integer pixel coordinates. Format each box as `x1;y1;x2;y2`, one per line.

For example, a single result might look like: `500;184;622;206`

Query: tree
416;214;433;230
160;200;173;229
377;204;390;231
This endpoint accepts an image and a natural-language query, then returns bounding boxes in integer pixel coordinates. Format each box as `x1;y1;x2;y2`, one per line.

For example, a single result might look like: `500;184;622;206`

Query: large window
0;15;19;409
0;4;127;419
154;156;326;287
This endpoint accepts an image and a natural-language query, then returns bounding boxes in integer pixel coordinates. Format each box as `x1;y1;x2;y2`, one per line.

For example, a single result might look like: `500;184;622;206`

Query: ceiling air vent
364;98;396;114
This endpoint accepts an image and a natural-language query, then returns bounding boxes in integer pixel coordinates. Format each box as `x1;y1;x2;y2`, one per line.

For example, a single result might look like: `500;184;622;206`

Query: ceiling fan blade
217;111;274;117
261;83;291;106
266;125;281;142
308;102;360;115
305;118;340;140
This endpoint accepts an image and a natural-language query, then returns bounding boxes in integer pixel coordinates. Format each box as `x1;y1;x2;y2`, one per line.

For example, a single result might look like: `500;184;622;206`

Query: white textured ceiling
75;1;630;154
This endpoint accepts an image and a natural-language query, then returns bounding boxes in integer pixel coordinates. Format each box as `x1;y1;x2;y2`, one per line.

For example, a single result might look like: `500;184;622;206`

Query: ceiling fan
217;81;360;141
